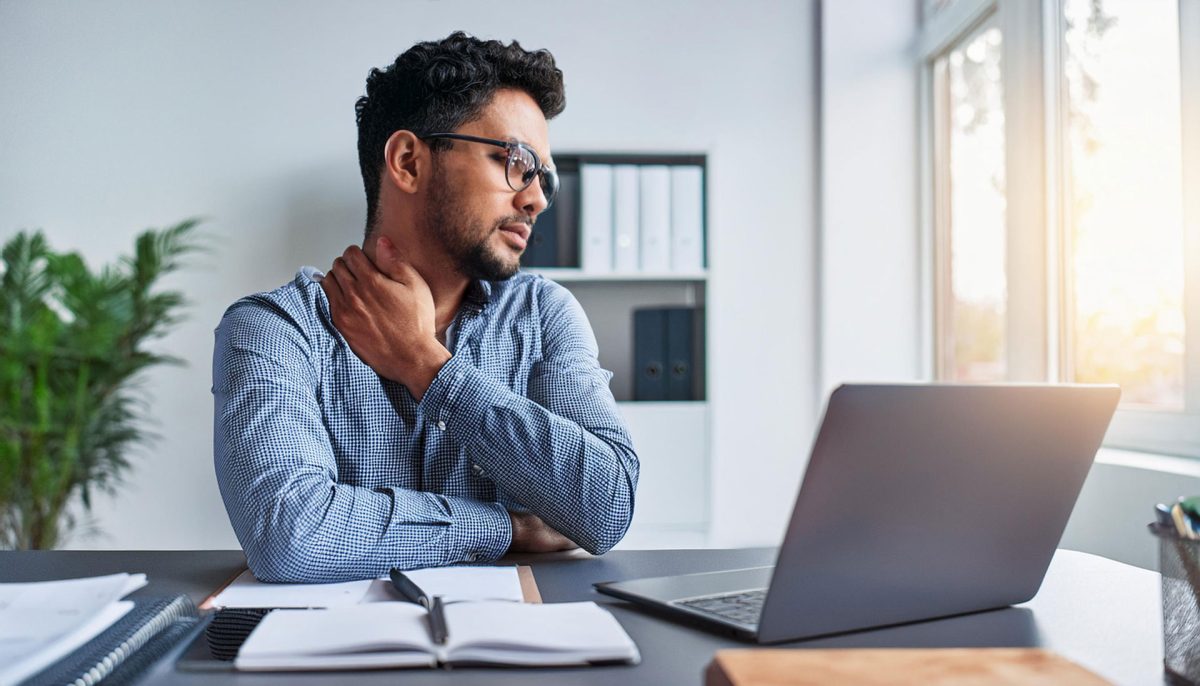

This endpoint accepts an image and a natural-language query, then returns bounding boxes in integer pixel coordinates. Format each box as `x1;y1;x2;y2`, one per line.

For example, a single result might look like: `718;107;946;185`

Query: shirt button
471;464;485;476
454;371;465;381
466;554;479;562
436;420;447;431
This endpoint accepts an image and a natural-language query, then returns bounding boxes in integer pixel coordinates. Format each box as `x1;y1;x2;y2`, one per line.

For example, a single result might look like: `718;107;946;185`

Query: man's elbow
243;537;328;583
575;507;634;556
574;458;639;555
237;511;354;582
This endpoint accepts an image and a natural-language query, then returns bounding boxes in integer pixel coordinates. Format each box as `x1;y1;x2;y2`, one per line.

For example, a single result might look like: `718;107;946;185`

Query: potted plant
0;220;203;549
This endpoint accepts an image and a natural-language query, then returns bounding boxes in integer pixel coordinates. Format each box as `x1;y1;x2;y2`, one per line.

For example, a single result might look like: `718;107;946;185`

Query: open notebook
234;601;640;669
203;564;538;608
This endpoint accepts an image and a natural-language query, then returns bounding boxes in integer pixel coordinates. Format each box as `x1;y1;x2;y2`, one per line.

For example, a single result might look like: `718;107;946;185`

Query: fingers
330;255;356;284
340;245;376;281
372;236;421;285
319;264;344;303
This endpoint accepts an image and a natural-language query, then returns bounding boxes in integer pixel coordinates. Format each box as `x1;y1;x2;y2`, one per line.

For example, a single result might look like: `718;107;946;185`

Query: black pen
389;569;449;645
429;595;449;645
388;568;430;609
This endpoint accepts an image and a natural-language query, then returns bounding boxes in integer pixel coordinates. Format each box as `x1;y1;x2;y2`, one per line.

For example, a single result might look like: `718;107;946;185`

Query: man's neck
364;231;471;338
422;255;472;337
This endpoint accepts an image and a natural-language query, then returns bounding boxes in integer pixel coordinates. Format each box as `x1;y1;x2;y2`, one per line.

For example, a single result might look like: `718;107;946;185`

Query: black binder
521;201;560;267
23;595;199;686
666;307;704;401
634;306;705;402
634;308;668;401
521;168;581;269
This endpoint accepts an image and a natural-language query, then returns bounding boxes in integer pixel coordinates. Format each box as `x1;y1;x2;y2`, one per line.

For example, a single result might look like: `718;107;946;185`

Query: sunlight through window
1063;0;1185;409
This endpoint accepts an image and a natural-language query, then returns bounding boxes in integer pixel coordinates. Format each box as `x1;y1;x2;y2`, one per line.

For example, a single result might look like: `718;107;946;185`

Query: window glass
940;24;1007;381
1063;0;1185;408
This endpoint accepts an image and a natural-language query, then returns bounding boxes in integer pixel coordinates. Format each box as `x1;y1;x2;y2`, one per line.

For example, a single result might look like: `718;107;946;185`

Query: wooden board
705;648;1112;686
517;565;542;603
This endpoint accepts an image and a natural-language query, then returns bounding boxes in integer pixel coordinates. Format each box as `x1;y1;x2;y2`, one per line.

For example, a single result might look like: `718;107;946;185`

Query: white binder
638;166;671;272
580;164;614;273
670;165;705;273
612;164;641;272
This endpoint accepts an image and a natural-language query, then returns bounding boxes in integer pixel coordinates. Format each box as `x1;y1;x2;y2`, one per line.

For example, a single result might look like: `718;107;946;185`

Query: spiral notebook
21;595;199;686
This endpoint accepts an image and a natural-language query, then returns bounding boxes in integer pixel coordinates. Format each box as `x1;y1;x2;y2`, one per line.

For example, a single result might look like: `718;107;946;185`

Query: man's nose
514;177;548;218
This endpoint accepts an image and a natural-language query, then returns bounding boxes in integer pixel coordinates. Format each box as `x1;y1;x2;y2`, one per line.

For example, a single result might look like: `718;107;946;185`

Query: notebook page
359;565;524;604
0;573;146;684
235;604;435;671
0;600;133;685
0;573;143;640
209;569;373;608
444;601;639;665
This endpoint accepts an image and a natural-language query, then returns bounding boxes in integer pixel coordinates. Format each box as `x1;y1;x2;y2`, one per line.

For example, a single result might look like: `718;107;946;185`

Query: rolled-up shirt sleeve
212;300;511;583
418;282;640;555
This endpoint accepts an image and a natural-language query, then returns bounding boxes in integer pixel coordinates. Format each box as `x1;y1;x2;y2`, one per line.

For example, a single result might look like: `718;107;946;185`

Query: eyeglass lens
505;144;558;207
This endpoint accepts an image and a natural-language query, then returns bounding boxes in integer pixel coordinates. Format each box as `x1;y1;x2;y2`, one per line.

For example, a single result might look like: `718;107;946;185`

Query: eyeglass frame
420;132;559;208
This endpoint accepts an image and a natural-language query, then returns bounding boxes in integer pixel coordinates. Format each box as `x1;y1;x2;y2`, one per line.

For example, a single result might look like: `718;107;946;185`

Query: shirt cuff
418;354;508;450
441;494;512;564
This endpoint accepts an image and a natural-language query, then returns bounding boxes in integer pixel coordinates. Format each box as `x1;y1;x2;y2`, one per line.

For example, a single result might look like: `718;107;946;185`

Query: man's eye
491;153;508;164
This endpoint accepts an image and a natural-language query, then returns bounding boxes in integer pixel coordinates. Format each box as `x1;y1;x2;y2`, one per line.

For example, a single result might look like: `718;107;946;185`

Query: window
1061;0;1186;410
923;0;1200;455
934;22;1008;381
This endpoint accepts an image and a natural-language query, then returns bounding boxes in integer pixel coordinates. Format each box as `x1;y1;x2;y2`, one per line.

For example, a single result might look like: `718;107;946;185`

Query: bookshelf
528;269;708;283
523;151;710;547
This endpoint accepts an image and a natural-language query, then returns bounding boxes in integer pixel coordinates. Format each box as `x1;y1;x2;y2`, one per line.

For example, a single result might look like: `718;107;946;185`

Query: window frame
921;0;1200;457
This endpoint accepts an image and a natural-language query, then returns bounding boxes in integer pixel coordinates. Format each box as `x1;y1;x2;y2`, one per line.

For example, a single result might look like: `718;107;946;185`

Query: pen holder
1152;523;1200;685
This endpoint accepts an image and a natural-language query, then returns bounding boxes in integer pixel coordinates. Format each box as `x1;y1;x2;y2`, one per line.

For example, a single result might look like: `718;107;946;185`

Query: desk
0;548;1165;685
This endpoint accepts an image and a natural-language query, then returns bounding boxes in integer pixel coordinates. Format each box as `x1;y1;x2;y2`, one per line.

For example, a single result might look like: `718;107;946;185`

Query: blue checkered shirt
212;267;639;583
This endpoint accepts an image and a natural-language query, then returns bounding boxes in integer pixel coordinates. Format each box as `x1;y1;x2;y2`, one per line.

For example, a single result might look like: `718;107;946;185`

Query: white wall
1062;451;1200;570
0;0;819;550
819;1;922;391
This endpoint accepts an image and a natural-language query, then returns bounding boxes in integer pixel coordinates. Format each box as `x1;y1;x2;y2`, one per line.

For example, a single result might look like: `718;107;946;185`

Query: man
212;33;639;583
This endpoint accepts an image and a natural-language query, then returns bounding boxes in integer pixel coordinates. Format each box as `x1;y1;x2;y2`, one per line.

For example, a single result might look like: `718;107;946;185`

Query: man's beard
427;172;523;282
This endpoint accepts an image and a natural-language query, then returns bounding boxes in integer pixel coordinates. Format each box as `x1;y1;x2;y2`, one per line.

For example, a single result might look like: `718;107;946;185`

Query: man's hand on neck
318;236;453;401
364;232;470;339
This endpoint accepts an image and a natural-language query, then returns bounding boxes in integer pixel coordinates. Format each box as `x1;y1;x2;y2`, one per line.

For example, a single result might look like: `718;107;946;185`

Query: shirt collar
463;279;492;313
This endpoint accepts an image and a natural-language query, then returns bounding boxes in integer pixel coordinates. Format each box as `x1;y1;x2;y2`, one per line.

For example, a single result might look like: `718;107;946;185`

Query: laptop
594;383;1120;643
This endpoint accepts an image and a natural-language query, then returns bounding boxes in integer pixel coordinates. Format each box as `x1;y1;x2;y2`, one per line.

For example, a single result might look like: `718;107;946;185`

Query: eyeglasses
421;132;559;208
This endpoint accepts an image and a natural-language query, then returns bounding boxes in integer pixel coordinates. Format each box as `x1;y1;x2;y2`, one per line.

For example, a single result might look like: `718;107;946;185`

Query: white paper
0;572;144;640
366;565;524;604
236;604;435;671
208;569;373;609
446;600;635;652
0;573;145;685
213;565;523;609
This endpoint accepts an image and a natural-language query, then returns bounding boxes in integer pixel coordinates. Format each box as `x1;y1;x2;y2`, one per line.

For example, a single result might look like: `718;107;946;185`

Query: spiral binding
23;595;198;686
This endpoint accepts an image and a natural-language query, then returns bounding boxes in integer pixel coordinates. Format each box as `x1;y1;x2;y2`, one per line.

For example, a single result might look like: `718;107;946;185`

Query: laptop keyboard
676;588;766;626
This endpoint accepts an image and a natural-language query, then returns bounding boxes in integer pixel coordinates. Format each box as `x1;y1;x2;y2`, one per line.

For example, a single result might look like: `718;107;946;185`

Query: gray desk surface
1;547;1165;685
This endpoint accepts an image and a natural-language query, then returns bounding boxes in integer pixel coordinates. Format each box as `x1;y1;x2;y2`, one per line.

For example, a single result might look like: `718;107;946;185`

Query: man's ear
383;130;424;195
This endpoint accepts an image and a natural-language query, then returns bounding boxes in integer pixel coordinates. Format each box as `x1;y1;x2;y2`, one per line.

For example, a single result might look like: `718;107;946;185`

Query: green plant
0;219;203;549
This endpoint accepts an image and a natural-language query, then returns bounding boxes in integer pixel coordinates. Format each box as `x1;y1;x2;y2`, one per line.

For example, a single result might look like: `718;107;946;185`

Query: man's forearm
419;355;639;554
218;463;513;582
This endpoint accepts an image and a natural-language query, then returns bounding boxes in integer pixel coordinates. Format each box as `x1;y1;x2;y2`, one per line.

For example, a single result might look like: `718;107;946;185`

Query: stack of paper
0;572;147;685
206;565;526;608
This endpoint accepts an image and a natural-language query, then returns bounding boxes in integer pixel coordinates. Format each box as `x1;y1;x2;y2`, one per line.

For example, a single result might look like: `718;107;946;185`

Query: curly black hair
355;32;566;234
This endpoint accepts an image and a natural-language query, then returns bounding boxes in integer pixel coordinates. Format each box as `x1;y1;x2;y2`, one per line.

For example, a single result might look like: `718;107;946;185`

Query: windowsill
1095;446;1200;479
